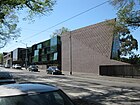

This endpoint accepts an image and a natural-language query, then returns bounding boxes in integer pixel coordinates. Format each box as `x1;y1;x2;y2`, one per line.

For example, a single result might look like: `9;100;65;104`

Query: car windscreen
0;90;74;105
48;67;57;70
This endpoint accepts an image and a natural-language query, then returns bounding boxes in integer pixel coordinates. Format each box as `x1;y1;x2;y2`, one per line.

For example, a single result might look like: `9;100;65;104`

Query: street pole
25;44;28;70
69;31;72;75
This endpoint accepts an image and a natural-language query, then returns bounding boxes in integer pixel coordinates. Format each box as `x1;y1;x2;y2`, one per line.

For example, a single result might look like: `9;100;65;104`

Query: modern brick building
61;19;128;74
3;36;61;70
31;36;61;69
12;48;26;66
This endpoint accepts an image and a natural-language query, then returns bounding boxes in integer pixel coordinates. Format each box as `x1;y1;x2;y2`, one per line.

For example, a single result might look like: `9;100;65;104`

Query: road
1;67;140;105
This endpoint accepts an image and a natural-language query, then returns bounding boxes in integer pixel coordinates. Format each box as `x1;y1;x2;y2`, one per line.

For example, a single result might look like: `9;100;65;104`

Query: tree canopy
0;0;56;48
110;0;140;57
110;0;140;28
50;27;69;37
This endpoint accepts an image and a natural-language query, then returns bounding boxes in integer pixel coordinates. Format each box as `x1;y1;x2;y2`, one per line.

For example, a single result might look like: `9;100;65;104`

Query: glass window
46;47;50;54
37;44;42;49
42;55;47;61
43;40;50;47
111;34;120;58
0;90;74;105
53;53;58;60
34;50;39;56
41;49;45;55
12;49;18;61
33;56;38;62
50;37;57;46
50;46;57;53
50;54;54;61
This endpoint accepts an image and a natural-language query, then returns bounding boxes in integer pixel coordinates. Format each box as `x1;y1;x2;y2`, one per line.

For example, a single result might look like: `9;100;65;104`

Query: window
41;55;47;62
43;40;50;47
53;53;58;60
49;53;58;61
33;56;38;62
46;47;50;54
41;49;45;55
50;37;57;46
50;46;57;53
50;54;54;61
34;50;39;56
0;90;74;105
53;92;64;105
37;44;42;49
111;34;120;58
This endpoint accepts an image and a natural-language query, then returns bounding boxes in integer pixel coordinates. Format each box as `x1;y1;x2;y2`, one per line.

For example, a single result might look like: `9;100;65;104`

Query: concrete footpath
63;71;140;84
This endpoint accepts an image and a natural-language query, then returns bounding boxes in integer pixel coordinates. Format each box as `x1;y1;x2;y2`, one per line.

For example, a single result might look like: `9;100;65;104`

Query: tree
51;27;69;37
0;53;3;64
120;54;140;64
129;54;140;64
0;0;56;48
110;0;140;28
113;22;138;56
110;0;140;56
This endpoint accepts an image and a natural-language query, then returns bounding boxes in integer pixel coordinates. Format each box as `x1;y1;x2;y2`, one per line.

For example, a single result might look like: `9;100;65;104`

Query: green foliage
0;53;3;63
120;54;140;65
0;53;3;58
110;0;140;56
0;0;56;48
51;27;69;37
0;11;20;48
110;20;138;56
110;0;140;28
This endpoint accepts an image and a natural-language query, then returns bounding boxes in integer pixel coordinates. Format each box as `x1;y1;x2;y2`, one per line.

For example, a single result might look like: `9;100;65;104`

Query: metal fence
99;65;140;78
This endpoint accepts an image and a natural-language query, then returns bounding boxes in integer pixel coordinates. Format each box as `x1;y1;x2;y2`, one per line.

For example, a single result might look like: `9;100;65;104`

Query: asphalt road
1;67;140;105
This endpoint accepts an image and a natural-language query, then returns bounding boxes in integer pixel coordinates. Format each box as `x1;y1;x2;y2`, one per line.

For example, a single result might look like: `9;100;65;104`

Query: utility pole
69;31;72;75
25;43;28;70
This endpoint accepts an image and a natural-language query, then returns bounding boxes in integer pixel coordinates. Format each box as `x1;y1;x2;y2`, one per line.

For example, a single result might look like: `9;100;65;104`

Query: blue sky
0;0;140;54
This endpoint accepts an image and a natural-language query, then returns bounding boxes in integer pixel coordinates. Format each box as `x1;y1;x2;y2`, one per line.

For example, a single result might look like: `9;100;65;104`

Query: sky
0;0;140;54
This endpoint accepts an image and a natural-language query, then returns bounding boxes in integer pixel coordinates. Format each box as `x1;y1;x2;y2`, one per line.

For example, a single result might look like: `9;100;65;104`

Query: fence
99;65;140;78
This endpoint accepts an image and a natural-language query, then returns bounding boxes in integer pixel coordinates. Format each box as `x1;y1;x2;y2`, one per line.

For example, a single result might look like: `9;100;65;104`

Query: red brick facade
61;19;128;74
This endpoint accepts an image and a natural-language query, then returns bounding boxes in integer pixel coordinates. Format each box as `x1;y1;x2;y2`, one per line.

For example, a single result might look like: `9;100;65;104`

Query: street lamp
16;41;28;69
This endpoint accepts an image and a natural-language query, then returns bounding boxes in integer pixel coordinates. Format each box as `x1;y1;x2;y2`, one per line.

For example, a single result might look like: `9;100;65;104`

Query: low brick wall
99;65;140;78
37;65;46;70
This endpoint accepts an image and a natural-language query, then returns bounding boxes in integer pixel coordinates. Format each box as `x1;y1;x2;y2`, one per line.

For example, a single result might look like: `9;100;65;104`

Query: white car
14;64;21;69
4;64;10;68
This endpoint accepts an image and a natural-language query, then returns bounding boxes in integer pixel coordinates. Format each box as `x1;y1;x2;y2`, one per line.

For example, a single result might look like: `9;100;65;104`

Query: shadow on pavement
12;72;140;105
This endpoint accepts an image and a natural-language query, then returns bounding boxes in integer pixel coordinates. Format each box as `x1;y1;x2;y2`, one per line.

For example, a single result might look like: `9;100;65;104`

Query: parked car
14;64;22;69
4;64;10;68
0;64;4;67
47;66;62;75
0;83;75;105
12;65;15;68
28;65;38;72
0;71;16;85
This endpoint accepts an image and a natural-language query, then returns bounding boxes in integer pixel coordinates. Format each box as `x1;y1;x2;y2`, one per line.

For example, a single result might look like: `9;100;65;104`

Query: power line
21;0;110;41
2;0;110;52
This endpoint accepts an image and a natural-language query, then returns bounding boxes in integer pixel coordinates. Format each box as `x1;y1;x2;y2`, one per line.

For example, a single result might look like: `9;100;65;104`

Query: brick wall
61;19;129;74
